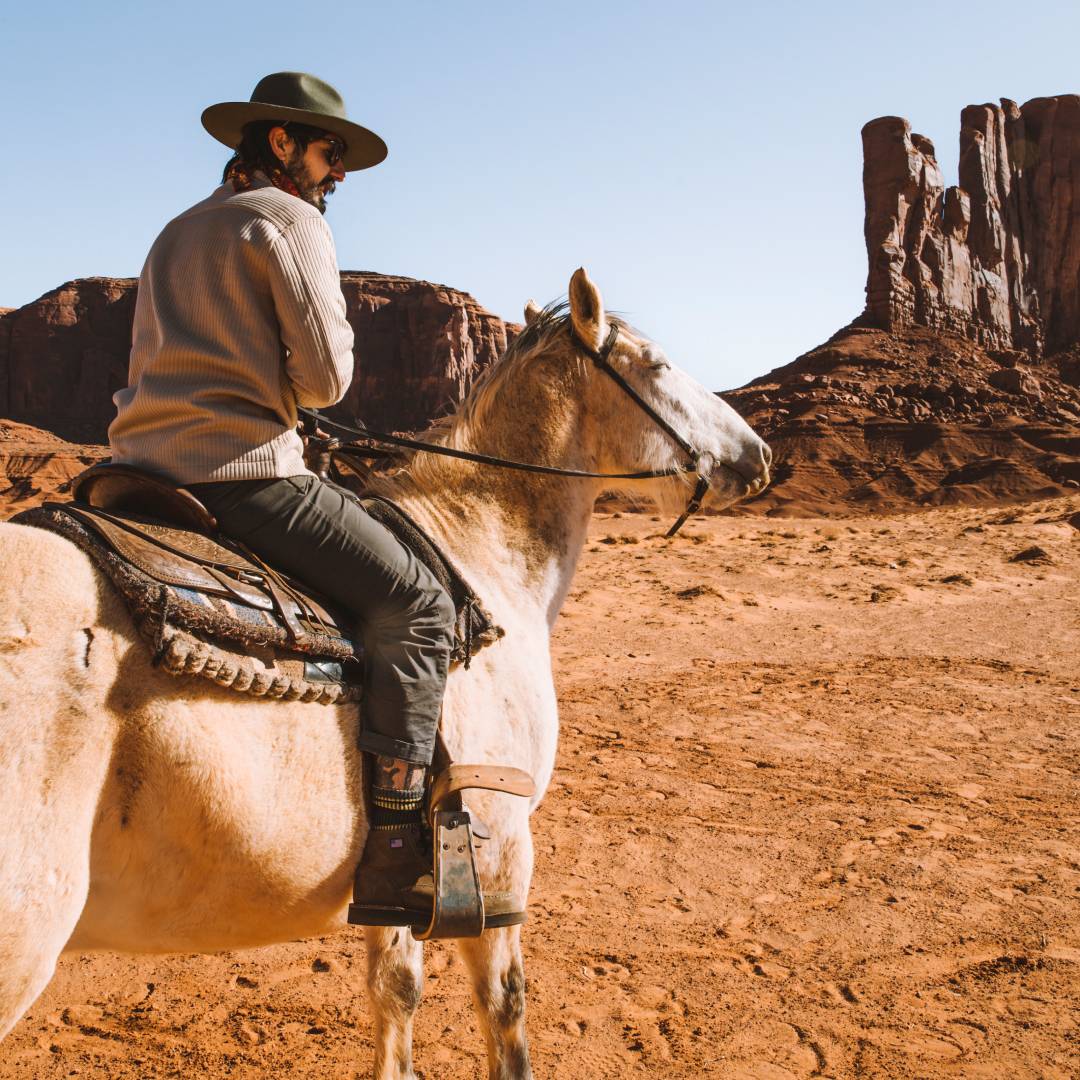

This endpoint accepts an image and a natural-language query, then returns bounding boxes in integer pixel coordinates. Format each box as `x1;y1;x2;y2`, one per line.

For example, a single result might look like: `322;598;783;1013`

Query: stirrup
346;764;534;939
415;765;535;941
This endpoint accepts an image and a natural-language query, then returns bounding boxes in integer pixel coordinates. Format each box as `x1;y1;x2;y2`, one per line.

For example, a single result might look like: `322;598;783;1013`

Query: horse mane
372;300;634;491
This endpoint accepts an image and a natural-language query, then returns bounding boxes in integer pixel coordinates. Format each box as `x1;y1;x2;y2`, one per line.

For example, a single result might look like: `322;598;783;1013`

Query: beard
282;149;336;215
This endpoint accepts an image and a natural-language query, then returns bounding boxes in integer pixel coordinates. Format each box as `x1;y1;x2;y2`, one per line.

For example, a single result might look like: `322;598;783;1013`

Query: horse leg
364;925;424;1080
0;729;99;1039
0;860;89;1040
0;528;111;1039
0;750;95;1042
459;925;532;1080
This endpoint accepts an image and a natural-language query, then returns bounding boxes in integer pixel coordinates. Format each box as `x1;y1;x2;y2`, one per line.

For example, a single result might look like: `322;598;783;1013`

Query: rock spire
862;94;1080;356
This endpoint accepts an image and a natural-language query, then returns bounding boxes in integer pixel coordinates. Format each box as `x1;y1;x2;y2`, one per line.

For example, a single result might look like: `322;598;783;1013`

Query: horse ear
524;299;542;325
568;267;607;351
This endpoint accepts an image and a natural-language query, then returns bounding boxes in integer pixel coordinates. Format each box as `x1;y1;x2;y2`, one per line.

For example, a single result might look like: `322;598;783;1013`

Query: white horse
0;269;770;1079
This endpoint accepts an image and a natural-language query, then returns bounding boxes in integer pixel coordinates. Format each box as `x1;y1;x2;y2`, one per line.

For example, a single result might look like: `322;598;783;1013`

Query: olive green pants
189;475;454;765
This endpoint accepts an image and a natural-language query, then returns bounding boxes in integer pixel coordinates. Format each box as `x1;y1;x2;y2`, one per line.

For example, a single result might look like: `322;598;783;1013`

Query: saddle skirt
15;501;365;704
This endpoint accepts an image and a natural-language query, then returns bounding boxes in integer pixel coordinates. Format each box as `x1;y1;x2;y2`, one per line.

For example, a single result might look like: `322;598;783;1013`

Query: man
108;72;455;926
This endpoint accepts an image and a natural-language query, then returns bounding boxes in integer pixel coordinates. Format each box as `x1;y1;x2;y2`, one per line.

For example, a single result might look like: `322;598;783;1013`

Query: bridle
301;322;719;537
572;323;711;536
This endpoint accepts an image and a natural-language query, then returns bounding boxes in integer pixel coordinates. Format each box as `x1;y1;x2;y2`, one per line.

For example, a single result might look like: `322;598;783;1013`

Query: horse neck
373;353;602;620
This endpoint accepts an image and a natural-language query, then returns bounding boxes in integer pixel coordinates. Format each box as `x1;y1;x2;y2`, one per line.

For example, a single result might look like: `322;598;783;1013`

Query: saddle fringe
154;623;360;704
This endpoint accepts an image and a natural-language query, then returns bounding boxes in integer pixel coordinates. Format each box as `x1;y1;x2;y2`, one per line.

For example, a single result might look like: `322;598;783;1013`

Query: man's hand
297;420;332;441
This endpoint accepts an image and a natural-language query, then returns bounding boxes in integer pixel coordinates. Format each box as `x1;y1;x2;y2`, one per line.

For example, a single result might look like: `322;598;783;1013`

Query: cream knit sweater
108;177;355;484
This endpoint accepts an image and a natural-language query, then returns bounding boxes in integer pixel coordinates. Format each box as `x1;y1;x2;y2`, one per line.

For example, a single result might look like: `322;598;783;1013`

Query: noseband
301;323;715;538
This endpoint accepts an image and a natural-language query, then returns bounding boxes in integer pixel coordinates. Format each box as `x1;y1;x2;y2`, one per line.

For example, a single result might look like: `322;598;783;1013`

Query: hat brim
201;102;387;172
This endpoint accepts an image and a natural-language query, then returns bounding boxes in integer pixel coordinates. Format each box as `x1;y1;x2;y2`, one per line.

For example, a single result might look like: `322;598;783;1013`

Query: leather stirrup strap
431;726;454;776
427;764;535;827
264;576;306;642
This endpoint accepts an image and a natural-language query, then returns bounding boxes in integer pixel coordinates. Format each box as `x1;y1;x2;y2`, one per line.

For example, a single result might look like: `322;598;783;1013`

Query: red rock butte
718;94;1080;515
861;95;1080;356
0;274;517;445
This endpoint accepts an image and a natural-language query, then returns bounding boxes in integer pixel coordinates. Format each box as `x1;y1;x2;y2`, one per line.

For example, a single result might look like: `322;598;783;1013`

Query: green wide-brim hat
201;71;388;172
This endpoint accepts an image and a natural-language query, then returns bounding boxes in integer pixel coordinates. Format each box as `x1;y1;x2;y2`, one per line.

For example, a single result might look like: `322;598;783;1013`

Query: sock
371;784;424;831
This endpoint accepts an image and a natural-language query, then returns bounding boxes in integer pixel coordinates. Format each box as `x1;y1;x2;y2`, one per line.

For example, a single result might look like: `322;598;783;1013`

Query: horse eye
646;357;670;372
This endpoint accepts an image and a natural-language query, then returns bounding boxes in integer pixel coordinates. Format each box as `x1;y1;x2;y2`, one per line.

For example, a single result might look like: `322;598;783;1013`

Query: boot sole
347;903;527;930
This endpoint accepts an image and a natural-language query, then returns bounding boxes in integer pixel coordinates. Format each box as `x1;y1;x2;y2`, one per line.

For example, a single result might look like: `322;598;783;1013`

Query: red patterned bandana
225;159;302;198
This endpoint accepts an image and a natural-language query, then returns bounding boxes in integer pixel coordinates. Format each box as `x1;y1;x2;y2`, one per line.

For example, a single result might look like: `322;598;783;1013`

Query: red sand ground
1;498;1078;1078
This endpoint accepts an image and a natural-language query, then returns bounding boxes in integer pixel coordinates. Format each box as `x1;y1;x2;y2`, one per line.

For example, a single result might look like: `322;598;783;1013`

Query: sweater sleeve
266;215;355;407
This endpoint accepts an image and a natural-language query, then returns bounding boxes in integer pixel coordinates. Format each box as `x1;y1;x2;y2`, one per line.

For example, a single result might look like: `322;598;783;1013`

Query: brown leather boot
347;822;434;925
346;821;525;929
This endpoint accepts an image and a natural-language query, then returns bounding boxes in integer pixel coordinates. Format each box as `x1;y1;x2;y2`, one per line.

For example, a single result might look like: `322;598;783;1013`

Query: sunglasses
320;137;346;168
280;122;346;167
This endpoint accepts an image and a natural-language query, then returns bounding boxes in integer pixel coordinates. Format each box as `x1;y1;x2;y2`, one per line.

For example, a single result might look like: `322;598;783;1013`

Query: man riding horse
108;72;452;927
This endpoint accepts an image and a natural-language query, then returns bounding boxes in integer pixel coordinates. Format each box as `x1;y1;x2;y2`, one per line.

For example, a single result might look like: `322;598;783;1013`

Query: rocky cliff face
862;95;1080;356
0;279;136;444
723;324;1080;516
0;274;516;444
334;273;513;433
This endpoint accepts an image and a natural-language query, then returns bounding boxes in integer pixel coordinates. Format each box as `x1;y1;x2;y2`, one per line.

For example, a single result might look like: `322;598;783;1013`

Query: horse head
382;268;772;563
556;267;772;517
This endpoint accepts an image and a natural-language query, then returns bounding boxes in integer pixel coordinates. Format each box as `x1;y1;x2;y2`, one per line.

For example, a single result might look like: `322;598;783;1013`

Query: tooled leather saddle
11;462;502;705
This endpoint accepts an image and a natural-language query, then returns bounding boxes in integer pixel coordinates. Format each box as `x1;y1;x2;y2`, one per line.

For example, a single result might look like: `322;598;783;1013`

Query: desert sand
2;497;1078;1079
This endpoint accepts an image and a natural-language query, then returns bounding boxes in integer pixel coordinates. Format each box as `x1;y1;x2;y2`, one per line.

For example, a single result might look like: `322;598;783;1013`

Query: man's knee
428;586;456;637
420;586;456;652
371;582;455;646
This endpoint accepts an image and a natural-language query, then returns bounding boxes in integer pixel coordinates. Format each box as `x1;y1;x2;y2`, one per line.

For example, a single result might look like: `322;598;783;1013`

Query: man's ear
568;267;606;351
524;299;542;325
268;125;291;164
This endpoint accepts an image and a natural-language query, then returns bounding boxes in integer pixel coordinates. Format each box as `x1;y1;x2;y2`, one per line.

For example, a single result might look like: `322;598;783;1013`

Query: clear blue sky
3;1;1078;390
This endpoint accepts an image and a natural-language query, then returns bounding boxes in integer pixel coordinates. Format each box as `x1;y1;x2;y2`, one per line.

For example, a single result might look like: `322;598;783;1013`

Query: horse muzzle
737;440;772;497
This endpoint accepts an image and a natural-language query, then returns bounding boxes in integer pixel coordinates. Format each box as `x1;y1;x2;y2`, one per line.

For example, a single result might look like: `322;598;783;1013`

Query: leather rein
301;323;712;537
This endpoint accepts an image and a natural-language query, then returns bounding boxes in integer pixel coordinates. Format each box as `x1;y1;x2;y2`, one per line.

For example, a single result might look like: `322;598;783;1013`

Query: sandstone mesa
0;275;517;509
0;273;514;445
